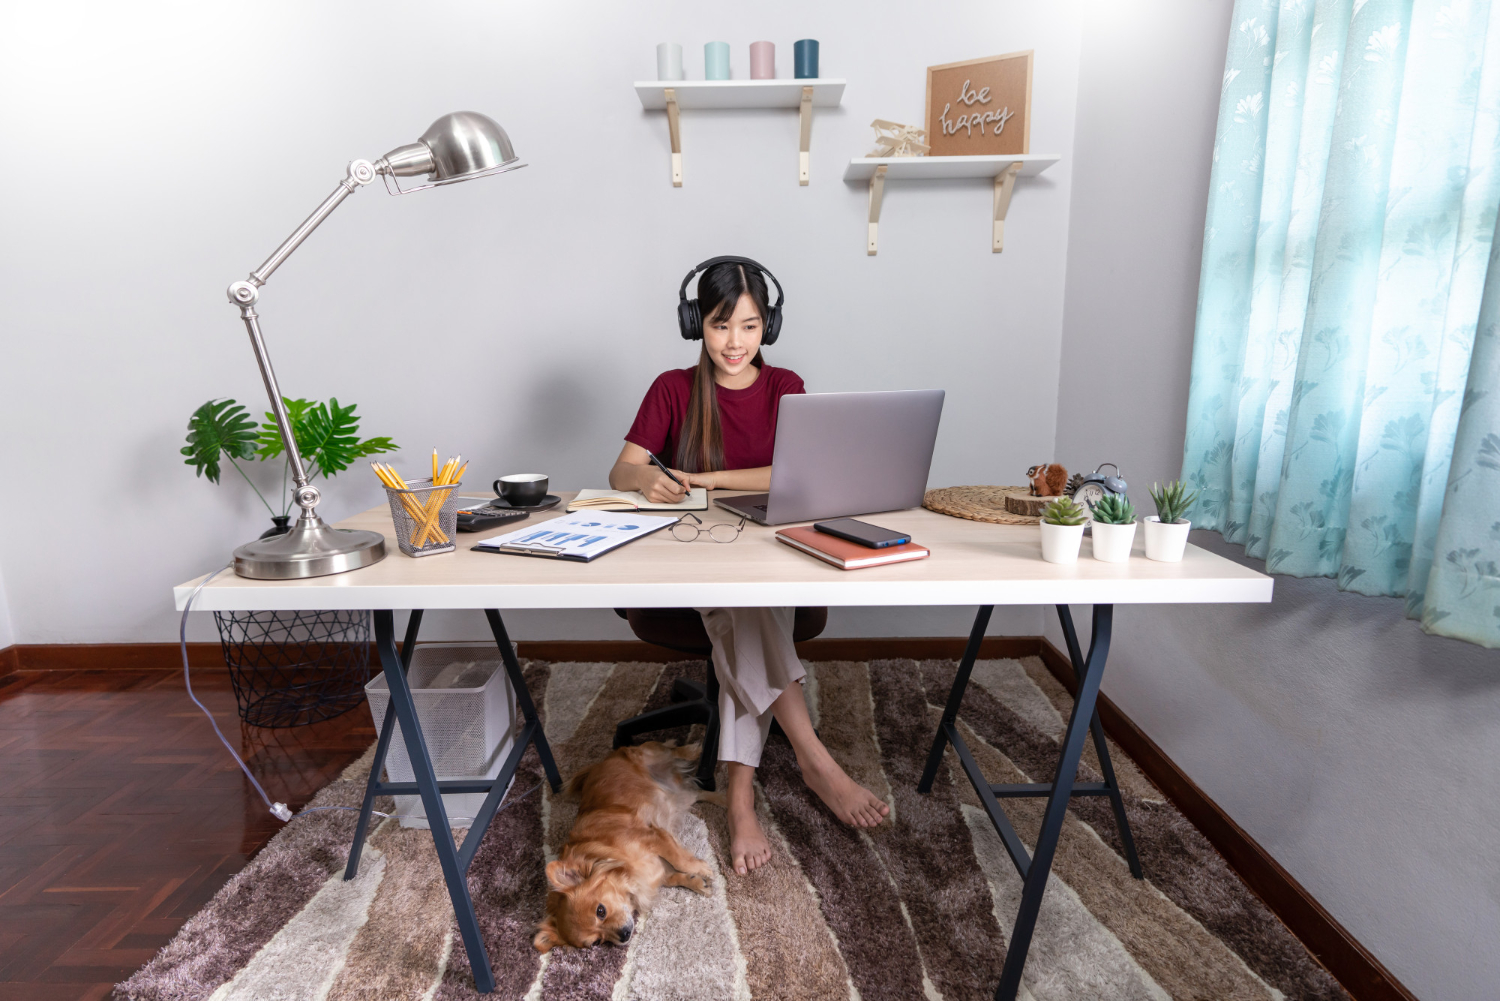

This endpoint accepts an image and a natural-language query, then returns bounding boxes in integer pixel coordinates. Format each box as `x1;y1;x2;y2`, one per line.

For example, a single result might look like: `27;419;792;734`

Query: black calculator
456;503;528;533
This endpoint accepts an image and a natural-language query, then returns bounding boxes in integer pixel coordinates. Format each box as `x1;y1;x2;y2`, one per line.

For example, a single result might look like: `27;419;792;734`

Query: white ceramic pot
1143;517;1191;562
1039;521;1085;564
1090;521;1137;563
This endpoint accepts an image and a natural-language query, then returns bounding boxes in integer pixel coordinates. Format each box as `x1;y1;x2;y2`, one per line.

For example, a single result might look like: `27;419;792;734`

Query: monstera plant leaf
181;399;259;483
256;397;398;478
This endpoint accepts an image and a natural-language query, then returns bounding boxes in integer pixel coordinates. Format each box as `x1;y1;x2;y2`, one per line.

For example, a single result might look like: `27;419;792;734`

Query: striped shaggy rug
117;657;1349;1001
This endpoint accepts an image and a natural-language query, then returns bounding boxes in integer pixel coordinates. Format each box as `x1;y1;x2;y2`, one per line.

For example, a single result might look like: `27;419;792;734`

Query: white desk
175;494;1269;611
173;492;1270;999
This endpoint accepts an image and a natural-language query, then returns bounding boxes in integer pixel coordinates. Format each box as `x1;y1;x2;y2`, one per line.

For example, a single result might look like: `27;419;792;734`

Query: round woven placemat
923;485;1041;525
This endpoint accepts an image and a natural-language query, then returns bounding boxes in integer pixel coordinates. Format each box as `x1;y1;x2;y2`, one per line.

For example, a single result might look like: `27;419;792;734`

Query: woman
609;259;889;875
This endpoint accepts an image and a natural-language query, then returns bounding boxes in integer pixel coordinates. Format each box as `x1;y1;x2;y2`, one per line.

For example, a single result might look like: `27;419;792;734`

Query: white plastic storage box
365;644;518;828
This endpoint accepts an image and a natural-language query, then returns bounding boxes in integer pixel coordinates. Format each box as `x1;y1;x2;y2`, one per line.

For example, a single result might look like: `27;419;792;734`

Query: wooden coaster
922;485;1041;525
1003;493;1058;517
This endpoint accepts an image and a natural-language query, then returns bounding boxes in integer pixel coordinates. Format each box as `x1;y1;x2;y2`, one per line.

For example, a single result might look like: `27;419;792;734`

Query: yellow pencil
414;455;462;544
374;463;444;541
413;458;449;545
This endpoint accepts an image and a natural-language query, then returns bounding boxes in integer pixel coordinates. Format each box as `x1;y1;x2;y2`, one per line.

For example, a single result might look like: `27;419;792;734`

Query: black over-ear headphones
677;256;785;345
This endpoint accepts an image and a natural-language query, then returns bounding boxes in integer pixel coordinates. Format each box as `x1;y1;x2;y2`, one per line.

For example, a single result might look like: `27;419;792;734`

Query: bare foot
726;764;772;875
800;752;890;828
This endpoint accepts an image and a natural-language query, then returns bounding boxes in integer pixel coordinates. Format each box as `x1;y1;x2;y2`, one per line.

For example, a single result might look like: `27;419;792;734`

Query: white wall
1055;4;1500;999
0;563;13;651
0;1;1084;645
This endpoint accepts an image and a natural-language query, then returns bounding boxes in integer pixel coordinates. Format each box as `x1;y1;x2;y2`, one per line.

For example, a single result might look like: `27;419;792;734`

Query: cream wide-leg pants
693;606;805;767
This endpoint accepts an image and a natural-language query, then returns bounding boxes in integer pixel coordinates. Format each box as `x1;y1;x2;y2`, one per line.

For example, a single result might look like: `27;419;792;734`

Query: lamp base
233;514;386;579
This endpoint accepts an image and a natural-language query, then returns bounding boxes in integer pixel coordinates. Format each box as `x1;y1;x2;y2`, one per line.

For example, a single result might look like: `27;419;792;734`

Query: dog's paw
666;870;712;895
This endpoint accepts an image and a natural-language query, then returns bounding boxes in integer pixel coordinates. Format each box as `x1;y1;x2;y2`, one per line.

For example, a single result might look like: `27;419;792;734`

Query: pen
648;453;684;488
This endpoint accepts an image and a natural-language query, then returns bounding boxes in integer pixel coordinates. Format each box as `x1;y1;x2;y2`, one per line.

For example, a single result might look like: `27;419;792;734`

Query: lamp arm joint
225;158;377;305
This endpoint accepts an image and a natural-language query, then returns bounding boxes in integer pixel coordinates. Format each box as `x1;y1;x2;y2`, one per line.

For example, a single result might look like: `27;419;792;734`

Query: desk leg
345;610;422;882
370;609;497;994
919;604;992;792
485;609;563;793
993;604;1114;1001
1056;604;1142;879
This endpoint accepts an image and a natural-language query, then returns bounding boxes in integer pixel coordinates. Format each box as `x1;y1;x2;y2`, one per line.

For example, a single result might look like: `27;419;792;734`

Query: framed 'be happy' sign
924;50;1033;157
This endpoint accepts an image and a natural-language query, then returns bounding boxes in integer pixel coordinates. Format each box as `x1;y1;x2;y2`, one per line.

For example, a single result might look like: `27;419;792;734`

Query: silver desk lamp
226;112;526;579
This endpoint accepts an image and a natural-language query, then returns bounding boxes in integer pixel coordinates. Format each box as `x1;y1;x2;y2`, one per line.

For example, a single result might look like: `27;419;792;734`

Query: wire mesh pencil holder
384;478;463;556
213;608;372;728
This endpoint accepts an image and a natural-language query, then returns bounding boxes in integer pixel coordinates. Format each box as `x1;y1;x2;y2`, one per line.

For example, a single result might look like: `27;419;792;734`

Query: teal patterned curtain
1183;0;1500;648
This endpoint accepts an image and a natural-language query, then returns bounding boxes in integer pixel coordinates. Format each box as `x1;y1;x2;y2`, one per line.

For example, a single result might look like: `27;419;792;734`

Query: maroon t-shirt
625;365;806;470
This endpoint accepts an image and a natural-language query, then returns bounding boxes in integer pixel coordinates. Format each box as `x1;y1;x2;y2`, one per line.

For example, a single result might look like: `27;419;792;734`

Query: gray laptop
716;389;945;525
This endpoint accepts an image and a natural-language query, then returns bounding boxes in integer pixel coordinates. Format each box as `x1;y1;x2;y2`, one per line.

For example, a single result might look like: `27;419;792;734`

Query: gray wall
0;0;1082;644
1054;4;1500;1000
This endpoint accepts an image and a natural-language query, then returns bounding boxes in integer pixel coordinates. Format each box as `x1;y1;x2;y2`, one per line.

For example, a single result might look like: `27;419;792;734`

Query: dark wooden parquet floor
0;668;373;1000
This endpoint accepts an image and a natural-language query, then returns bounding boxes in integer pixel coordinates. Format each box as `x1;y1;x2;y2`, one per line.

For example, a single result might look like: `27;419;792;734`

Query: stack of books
774;526;930;570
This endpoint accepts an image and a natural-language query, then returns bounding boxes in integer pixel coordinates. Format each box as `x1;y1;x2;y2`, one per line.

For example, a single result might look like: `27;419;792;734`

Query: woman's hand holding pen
641;467;691;504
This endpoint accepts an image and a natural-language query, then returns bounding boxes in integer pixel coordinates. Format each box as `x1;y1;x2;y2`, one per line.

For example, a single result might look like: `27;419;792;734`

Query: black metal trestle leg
918;604;1139;1001
344;610;423;882
484;609;562;793
343;608;560;995
1056;604;1142;880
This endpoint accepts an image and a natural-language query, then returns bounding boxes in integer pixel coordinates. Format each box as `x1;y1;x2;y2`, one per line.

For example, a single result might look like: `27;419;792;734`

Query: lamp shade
376;111;524;193
422;111;519;182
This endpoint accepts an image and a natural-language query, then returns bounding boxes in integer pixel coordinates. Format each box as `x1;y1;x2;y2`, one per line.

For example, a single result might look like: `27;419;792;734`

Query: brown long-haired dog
533;741;725;952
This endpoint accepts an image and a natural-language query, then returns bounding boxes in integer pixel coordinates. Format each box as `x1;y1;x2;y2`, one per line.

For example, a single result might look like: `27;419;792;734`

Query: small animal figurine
1027;464;1069;497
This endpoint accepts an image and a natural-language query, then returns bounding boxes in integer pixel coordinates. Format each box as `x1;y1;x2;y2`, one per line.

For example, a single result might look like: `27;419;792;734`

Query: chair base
614;667;721;790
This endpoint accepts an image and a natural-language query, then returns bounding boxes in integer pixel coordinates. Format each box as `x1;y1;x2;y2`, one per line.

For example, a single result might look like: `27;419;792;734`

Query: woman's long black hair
676;262;770;473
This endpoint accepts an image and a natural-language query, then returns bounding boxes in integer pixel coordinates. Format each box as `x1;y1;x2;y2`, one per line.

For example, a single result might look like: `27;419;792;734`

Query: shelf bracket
867;164;887;256
665;88;682;187
798;86;813;186
993;161;1022;253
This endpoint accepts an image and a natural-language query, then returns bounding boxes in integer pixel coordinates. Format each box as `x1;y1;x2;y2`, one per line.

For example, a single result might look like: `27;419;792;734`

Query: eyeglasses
670;513;747;543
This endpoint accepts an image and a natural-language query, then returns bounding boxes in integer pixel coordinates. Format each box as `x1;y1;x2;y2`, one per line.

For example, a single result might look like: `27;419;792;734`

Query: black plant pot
260;515;292;538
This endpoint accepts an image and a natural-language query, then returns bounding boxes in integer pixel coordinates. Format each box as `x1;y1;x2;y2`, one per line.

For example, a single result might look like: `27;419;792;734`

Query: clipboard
471;510;677;562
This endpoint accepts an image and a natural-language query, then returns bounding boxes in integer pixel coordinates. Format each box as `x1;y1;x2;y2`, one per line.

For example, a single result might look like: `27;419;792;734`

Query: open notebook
567;487;707;512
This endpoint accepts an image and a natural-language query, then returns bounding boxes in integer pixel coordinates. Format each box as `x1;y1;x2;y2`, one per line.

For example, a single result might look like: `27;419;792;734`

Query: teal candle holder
705;41;730;80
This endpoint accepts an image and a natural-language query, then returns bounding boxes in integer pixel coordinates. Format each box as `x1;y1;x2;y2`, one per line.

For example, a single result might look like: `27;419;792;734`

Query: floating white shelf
634;79;846;109
634;79;847;187
842;153;1061;255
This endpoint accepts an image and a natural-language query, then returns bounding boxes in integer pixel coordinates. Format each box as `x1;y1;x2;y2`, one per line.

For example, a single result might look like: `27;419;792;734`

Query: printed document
472;510;675;561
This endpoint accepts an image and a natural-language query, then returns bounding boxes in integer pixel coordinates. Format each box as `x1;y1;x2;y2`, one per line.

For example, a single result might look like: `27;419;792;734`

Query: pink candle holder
750;41;775;80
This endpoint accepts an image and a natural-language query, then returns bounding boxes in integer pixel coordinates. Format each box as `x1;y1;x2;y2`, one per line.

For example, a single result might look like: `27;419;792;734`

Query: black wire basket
213;609;373;728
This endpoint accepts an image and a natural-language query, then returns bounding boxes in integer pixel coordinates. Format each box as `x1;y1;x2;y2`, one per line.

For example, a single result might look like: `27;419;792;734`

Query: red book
775;526;931;570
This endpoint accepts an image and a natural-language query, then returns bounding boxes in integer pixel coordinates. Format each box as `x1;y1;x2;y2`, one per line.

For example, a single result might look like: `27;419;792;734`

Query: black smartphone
813;518;912;549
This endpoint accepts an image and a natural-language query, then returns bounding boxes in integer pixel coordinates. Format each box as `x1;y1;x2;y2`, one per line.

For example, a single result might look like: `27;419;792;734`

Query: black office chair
611;607;828;790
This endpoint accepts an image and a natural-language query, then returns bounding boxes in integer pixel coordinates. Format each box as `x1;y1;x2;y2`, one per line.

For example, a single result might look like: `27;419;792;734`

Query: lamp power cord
178;566;541;826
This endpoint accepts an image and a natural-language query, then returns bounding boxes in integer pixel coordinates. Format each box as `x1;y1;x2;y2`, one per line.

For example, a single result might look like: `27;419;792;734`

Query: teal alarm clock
1067;463;1128;512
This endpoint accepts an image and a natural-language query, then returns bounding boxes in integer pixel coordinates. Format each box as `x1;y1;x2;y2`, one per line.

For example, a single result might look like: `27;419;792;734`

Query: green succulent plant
1149;480;1199;525
1042;496;1089;526
1088;492;1136;525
